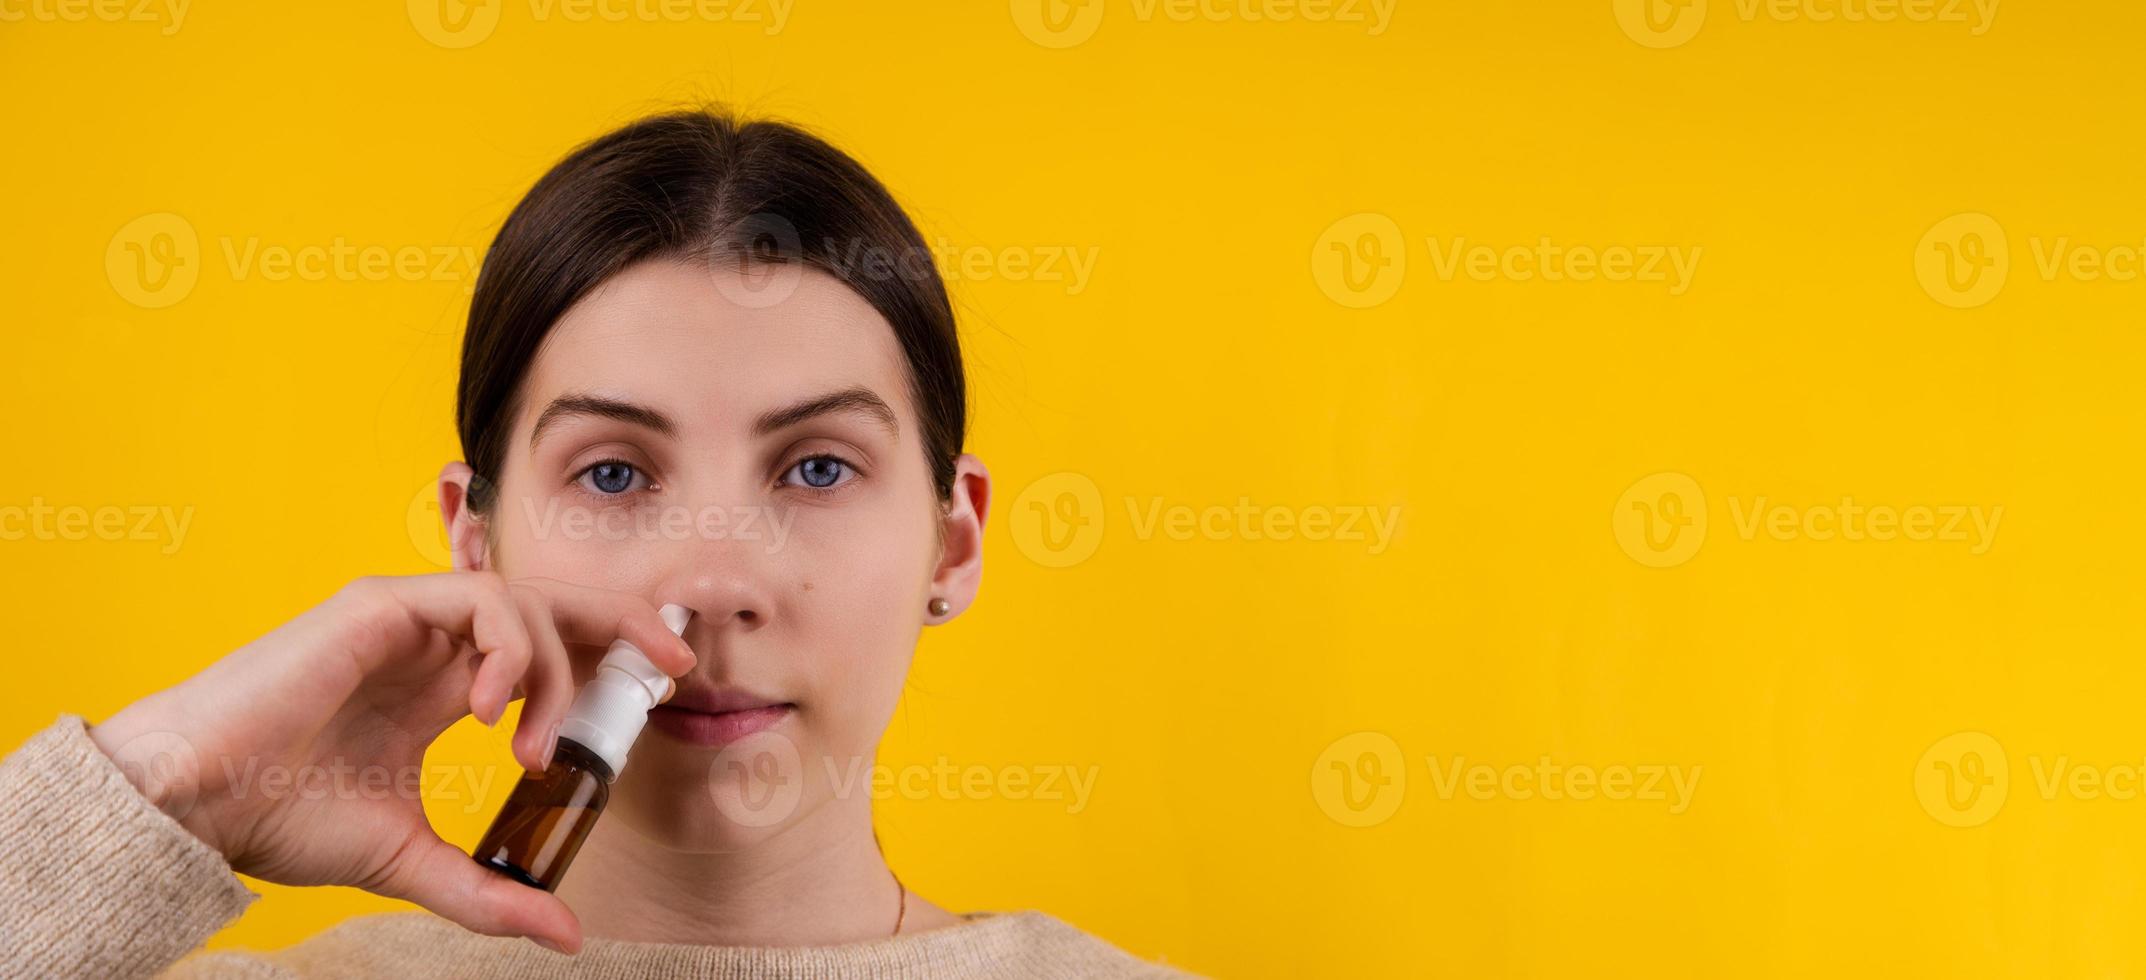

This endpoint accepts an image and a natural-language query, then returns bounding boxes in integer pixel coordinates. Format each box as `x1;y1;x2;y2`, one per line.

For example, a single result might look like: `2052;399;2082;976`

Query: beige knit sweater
0;715;1199;979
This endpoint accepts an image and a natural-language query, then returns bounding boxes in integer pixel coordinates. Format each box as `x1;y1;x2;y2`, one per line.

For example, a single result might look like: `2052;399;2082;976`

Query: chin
607;728;829;849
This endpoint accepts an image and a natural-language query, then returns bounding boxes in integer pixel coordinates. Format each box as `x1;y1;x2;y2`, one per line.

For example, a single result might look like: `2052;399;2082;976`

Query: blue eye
579;461;641;495
785;456;852;490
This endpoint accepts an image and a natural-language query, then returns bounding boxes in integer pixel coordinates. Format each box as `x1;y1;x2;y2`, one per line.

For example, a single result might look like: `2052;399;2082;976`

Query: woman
1;109;1194;978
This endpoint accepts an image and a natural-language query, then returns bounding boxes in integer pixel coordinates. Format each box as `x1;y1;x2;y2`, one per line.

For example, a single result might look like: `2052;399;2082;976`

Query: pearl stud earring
928;598;950;616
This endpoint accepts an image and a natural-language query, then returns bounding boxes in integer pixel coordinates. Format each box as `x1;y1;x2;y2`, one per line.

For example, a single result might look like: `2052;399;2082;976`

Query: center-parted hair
455;109;965;511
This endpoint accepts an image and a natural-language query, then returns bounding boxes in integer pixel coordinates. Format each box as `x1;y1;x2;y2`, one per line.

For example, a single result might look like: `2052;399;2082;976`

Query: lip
667;686;787;714
647;687;794;747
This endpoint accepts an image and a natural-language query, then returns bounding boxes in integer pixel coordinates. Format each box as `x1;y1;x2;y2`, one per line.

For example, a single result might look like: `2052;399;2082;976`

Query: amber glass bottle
471;737;615;892
471;603;692;892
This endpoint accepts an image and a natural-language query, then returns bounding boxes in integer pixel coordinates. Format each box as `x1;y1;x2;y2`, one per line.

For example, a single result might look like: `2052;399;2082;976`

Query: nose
659;537;774;637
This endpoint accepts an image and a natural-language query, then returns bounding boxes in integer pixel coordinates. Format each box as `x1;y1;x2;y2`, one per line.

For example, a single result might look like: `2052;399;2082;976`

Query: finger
377;573;533;726
368;827;582;953
511;578;697;675
508;587;577;773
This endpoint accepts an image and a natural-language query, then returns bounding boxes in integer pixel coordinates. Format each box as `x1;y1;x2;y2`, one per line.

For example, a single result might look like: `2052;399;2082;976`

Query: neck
556;791;902;946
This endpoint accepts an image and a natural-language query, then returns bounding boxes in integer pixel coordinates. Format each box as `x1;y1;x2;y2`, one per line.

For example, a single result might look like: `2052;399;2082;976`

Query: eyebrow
527;387;898;449
530;394;677;448
755;386;899;439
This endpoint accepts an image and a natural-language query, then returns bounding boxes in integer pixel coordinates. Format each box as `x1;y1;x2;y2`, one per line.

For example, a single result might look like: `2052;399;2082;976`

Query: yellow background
5;1;2145;976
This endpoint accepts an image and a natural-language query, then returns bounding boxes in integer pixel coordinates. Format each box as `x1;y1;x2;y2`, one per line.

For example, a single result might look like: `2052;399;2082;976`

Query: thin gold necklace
891;869;908;936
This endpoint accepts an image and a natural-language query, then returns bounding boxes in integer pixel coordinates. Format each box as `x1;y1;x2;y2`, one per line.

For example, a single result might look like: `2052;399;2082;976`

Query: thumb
367;827;584;954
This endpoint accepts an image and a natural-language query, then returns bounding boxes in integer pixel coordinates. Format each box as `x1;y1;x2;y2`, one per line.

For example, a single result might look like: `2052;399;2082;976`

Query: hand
86;572;697;954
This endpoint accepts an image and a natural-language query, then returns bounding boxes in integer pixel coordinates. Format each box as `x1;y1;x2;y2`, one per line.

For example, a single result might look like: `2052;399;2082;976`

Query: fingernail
540;721;560;770
532;936;567;954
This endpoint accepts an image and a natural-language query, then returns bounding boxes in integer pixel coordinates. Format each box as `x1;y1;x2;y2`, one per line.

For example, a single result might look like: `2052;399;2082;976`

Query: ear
437;461;492;573
926;454;991;623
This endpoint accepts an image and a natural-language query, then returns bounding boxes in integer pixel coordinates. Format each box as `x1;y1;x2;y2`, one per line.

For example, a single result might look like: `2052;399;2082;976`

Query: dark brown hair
455;108;965;511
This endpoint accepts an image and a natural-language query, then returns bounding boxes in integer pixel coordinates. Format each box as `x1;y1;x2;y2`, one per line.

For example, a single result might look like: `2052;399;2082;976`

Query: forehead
517;259;913;437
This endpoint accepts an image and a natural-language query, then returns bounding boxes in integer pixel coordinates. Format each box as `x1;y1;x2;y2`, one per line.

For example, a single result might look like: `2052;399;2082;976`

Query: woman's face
445;257;984;850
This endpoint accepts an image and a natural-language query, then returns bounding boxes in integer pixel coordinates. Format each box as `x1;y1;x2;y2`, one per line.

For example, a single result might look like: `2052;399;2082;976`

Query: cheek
481;484;673;593
777;492;939;618
776;494;938;728
494;527;671;591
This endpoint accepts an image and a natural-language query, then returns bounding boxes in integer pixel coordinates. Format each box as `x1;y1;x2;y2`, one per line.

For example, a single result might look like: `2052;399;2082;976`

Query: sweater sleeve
0;713;261;979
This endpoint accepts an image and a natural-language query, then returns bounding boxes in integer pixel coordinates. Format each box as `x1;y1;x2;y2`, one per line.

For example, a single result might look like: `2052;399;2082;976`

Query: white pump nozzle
554;603;693;777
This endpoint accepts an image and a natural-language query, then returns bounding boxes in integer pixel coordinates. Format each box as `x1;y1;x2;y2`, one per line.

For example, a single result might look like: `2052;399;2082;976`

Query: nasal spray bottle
472;603;694;891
